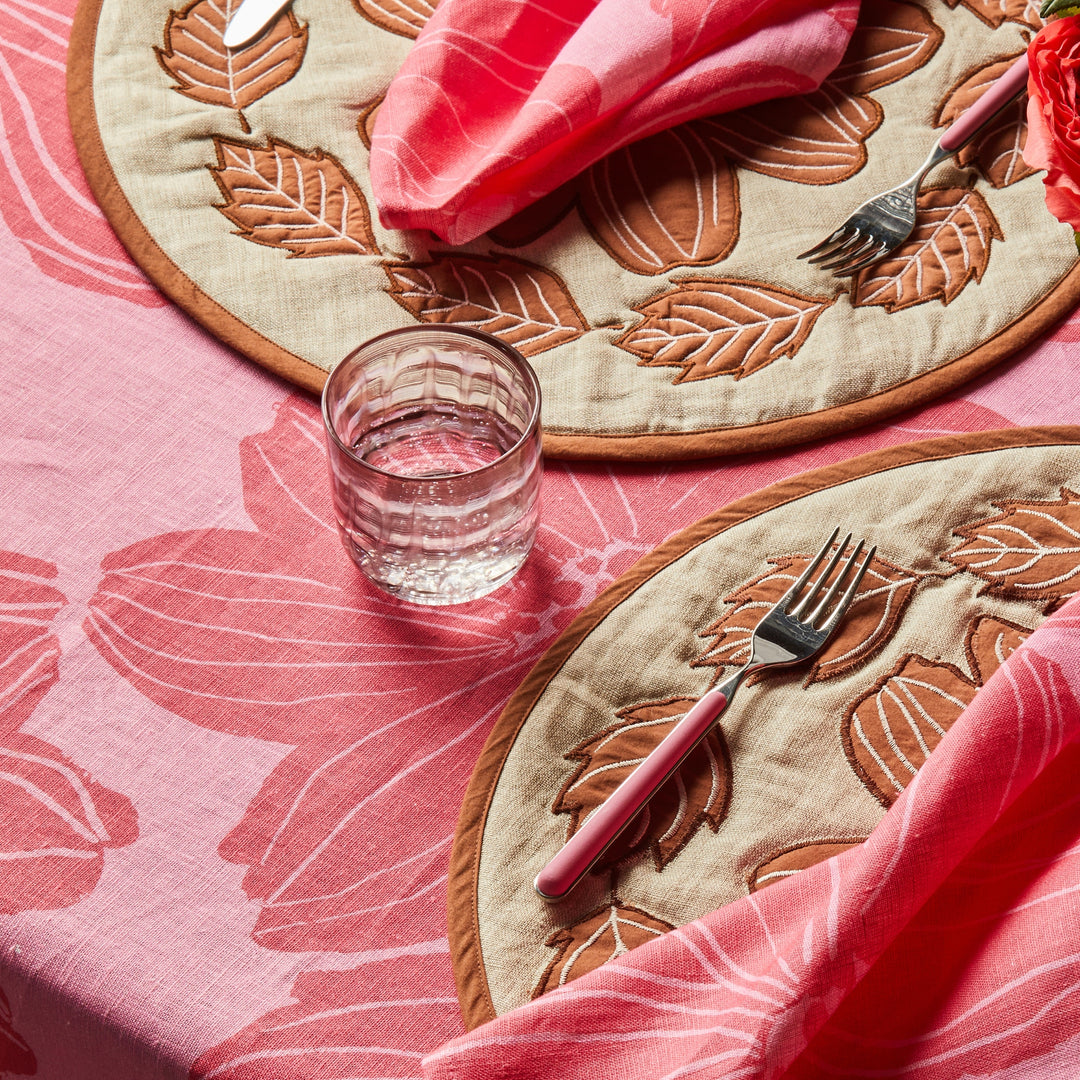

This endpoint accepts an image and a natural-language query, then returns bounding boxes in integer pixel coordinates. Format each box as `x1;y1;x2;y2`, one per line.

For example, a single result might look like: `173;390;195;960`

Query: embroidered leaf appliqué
851;187;1003;313
966;614;1031;685
943;489;1080;601
210;137;380;256
829;0;944;94
578;124;740;275
615;279;833;383
699;0;942;186
942;0;1041;30
844;612;1035;806
935;56;1034;189
749;840;865;892
351;0;436;38
384;255;589;356
552;699;732;872
695;550;924;683
844;655;978;806
156;0;307;132
698;85;880;186
533;902;674;997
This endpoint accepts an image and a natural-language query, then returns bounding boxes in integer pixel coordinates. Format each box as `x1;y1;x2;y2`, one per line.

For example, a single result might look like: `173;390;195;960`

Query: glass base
341;533;533;606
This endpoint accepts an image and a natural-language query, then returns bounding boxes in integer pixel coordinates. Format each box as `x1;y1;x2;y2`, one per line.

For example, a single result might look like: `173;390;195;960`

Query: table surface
4;2;1080;1078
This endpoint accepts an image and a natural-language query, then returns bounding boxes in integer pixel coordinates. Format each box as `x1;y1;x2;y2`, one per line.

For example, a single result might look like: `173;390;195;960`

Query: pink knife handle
534;688;729;902
939;52;1029;152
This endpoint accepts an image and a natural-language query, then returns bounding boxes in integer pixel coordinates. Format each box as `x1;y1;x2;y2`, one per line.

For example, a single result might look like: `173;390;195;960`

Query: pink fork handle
534;688;729;902
939;52;1029;152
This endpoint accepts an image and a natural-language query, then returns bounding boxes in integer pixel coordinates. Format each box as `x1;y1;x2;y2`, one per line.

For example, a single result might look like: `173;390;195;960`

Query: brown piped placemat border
67;0;326;396
68;0;1080;458
447;426;1080;1027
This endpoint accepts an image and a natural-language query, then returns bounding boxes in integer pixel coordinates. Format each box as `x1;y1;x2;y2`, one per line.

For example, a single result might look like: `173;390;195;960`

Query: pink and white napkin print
370;0;860;243
424;593;1080;1078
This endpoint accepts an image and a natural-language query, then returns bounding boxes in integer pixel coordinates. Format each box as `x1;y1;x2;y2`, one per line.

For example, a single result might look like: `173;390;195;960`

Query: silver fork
798;53;1030;276
534;527;876;902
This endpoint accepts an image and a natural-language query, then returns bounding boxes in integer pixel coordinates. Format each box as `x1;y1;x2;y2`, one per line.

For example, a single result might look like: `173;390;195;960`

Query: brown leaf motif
210;137;380;257
935;56;1035;189
356;97;381;151
943;489;1080;602
552;698;732;872
698;85;880;186
966;614;1032;685
942;0;1041;30
384;255;588;356
844;613;1035;806
852;187;1003;313
749;840;865;892
156;0;307;133
351;0;436;39
845;654;978;807
615;279;833;384
829;0;945;95
700;0;942;185
577;124;740;275
695;550;925;683
533;902;674;997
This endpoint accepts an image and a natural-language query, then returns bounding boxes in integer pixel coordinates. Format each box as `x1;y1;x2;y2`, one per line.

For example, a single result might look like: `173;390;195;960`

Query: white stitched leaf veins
944;491;1080;601
210;137;380;256
534;903;675;997
553;698;732;871
845;655;978;805
577;123;740;274
156;0;308;131
351;0;437;38
698;83;881;185
944;0;1042;31
615;279;833;383
384;255;588;356
935;55;1035;189
852;187;1003;313
693;552;924;684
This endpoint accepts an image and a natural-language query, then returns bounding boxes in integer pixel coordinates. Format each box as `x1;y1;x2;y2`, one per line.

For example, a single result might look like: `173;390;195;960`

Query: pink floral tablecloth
4;2;1080;1079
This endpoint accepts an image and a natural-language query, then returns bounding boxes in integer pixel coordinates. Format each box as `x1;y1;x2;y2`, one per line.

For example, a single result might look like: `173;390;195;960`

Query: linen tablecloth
4;1;1080;1078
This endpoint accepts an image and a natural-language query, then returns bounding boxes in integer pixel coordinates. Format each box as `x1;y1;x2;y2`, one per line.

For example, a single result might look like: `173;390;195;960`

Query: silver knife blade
223;0;293;48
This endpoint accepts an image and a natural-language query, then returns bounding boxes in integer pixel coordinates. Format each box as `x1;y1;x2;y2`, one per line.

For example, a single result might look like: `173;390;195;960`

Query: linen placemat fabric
67;0;1080;459
3;0;1080;1076
425;588;1080;1077
369;0;860;243
444;428;1080;1030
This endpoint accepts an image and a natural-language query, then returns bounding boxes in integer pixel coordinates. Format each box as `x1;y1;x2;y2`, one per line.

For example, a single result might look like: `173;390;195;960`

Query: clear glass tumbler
322;326;543;605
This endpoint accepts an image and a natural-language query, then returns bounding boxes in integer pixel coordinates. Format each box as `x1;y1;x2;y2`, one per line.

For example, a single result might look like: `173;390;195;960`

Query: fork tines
781;528;876;631
798;231;888;275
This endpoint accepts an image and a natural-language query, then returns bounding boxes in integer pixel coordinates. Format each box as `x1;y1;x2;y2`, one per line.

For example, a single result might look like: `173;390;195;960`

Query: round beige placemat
448;426;1080;1025
69;0;1079;459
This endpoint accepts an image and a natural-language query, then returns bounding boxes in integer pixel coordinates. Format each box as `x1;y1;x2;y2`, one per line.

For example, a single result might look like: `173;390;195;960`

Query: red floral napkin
369;0;860;244
423;594;1080;1077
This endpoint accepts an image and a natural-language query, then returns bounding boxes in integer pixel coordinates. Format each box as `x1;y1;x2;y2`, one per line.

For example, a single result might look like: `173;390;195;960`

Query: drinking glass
322;326;543;605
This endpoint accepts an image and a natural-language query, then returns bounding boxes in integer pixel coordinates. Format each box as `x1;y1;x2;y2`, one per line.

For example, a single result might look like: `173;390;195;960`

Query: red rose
1025;15;1080;232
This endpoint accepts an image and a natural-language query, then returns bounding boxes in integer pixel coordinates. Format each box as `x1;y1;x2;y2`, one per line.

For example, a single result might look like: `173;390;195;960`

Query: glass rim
321;325;543;481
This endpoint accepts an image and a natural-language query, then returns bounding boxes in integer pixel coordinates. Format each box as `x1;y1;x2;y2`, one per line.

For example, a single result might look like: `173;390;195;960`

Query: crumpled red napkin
422;596;1080;1078
369;0;860;244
